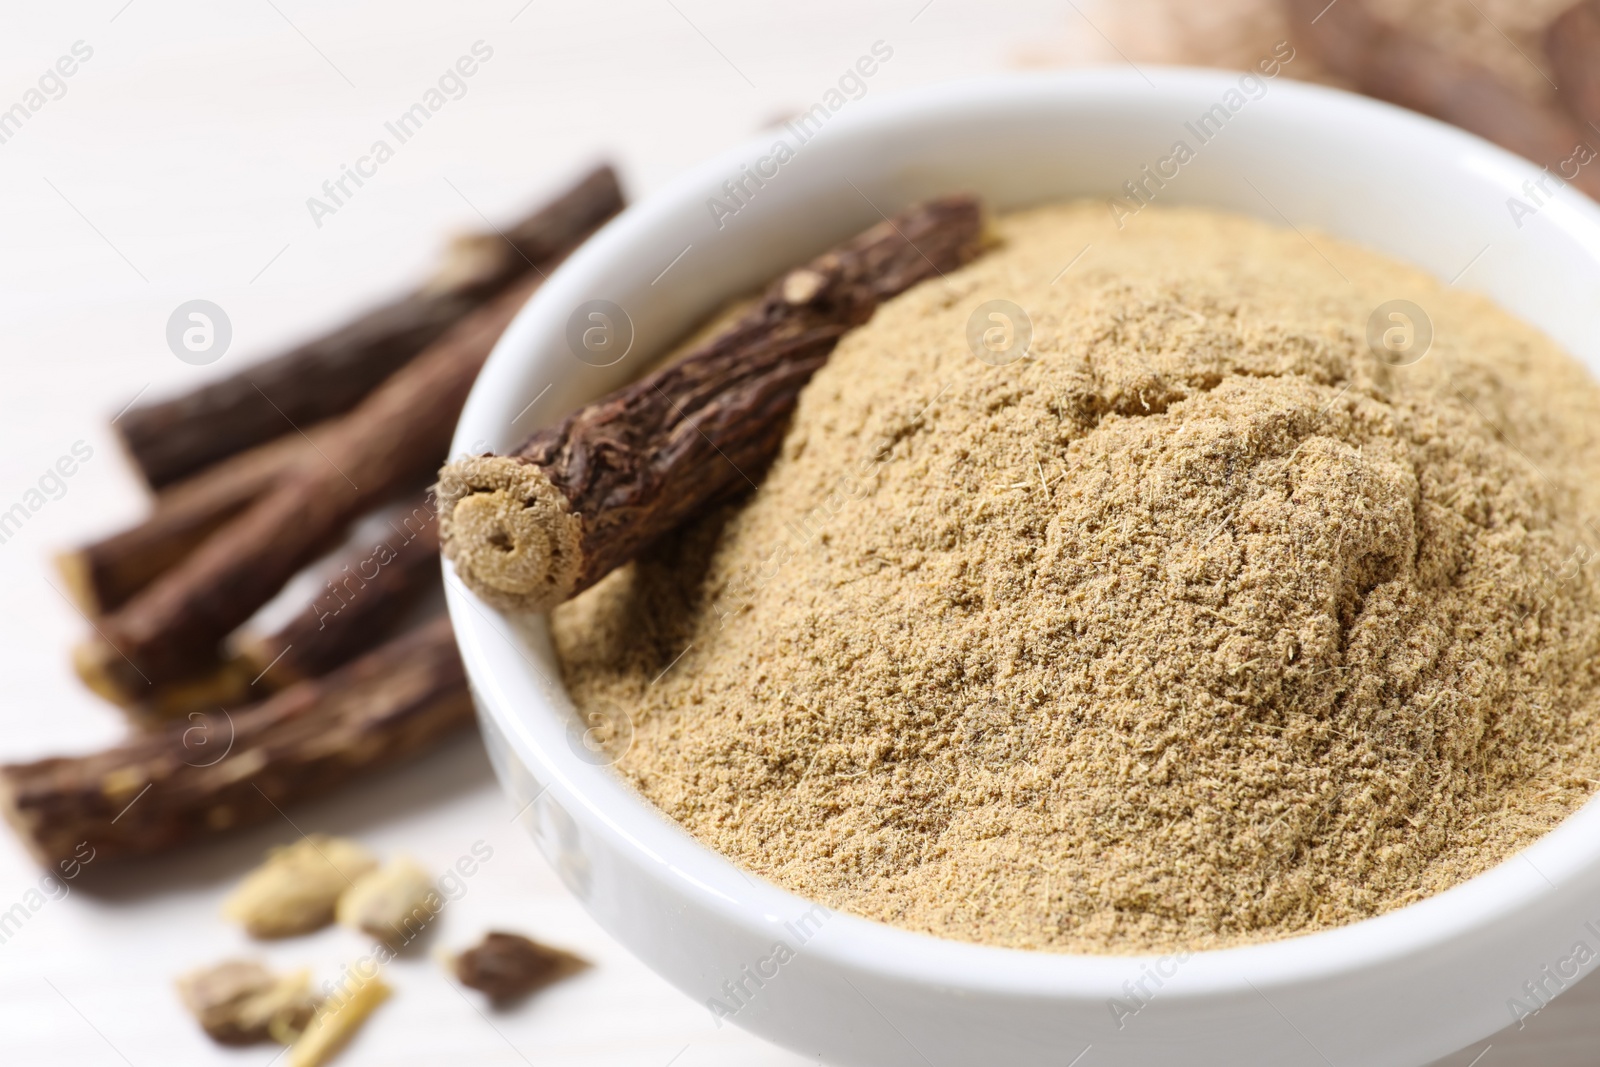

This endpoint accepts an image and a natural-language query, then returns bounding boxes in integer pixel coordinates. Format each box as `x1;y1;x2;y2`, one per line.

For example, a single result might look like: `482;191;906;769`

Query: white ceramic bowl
446;69;1600;1067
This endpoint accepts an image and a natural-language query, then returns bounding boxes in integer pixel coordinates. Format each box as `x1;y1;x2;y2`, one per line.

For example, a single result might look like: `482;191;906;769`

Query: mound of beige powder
551;202;1600;954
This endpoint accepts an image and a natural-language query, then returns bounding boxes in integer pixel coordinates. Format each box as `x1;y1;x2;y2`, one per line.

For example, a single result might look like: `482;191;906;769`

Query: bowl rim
448;65;1600;1000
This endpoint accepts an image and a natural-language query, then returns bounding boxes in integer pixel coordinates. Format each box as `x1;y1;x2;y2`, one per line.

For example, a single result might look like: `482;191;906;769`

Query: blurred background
0;1;1591;1064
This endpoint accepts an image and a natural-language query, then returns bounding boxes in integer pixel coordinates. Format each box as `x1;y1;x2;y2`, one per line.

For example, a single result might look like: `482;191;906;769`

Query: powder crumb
553;202;1600;954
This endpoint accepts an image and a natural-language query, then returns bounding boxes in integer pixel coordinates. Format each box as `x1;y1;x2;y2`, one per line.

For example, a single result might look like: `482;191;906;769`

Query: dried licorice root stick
1286;0;1600;202
0;618;470;865
238;501;442;689
57;423;328;616
1547;1;1600;130
117;164;623;489
77;269;547;705
119;500;444;722
436;194;985;613
119;516;445;726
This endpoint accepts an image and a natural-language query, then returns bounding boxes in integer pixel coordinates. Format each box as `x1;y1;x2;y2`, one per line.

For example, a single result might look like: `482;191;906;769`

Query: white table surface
0;2;1594;1064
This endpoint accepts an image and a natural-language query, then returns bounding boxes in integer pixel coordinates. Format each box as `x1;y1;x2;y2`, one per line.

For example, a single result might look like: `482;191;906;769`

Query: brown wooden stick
115;165;623;489
238;500;442;689
436;194;986;614
2;618;469;866
71;305;737;708
113;499;443;722
77;268;548;705
1548;1;1600;131
1286;0;1600;201
56;426;327;616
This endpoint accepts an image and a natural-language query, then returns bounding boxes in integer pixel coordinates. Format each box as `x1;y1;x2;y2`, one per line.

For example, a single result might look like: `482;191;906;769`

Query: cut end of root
53;549;101;616
435;456;584;614
236;635;303;691
72;638;139;707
